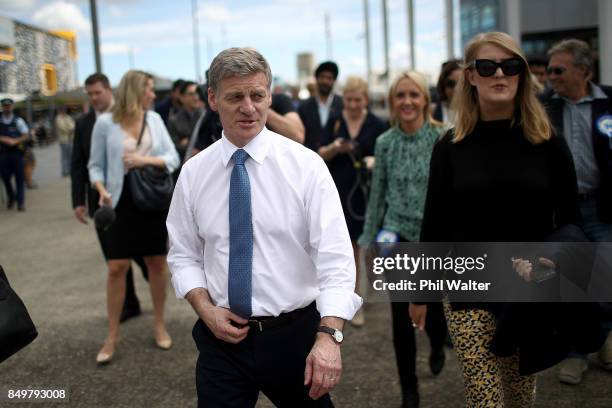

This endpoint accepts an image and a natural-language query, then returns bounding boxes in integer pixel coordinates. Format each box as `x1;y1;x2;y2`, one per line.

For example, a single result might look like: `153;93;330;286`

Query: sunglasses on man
545;66;567;76
471;58;525;77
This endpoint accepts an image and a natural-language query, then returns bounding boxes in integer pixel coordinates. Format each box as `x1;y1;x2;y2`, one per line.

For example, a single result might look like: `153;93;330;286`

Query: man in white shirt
167;47;361;407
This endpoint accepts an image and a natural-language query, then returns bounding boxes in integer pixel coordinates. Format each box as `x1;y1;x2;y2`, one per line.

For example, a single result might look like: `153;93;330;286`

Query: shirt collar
317;94;334;109
552;82;609;103
1;113;14;123
220;126;271;167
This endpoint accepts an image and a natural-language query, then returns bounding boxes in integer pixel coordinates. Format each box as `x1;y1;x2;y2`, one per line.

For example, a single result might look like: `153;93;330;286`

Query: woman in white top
89;70;179;364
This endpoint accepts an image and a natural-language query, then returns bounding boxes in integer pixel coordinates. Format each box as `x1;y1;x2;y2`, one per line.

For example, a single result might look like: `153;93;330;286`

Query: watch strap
317;325;342;343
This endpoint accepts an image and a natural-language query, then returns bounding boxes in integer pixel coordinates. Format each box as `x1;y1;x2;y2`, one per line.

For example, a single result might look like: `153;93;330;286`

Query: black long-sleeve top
421;119;581;244
419;120;608;374
420;120;582;311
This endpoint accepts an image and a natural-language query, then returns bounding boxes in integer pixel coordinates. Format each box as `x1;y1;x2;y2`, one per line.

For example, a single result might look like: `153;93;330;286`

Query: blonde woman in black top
412;32;583;407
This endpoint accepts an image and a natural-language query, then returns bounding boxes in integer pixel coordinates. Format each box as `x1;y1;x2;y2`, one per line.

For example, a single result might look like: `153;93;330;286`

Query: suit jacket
71;110;99;217
298;94;342;151
541;85;612;222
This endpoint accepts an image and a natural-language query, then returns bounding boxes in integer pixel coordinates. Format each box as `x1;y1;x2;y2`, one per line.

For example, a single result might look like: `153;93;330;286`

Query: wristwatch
317;326;344;344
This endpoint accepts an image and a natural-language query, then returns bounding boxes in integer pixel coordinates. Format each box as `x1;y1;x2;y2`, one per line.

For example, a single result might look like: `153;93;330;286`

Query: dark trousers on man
0;150;25;208
192;303;334;408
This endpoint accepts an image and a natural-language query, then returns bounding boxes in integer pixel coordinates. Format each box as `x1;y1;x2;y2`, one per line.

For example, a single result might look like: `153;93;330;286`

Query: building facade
458;0;611;84
0;16;77;100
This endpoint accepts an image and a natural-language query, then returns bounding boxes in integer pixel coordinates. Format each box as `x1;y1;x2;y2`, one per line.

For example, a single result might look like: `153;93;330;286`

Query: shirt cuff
316;289;363;321
170;266;207;299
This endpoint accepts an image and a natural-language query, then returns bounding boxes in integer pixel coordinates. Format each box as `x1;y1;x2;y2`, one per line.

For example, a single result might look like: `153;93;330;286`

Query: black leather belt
243;302;315;333
578;191;597;202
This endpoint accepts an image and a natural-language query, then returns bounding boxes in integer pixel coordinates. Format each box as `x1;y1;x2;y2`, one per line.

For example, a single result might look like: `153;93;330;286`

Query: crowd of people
20;30;605;408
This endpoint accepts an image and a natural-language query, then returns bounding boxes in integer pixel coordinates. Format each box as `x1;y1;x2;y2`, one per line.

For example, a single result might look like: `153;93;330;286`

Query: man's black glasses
471;58;525;77
546;66;567;76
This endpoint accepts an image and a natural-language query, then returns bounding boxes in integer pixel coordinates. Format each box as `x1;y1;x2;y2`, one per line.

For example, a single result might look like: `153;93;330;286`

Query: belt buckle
249;319;263;332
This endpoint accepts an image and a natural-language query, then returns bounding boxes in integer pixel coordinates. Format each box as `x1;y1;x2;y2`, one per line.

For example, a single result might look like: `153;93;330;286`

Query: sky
0;0;459;87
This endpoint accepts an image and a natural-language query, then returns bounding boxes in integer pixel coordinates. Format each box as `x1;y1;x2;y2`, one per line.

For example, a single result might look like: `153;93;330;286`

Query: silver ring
412;322;418;328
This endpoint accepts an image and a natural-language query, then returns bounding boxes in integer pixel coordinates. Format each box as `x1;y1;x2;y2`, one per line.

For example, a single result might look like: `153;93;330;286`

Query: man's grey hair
208;47;272;93
548;39;593;72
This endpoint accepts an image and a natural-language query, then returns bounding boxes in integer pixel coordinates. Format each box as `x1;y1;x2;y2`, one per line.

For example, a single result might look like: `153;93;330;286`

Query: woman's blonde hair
388;71;440;128
343;76;369;99
452;32;551;144
112;70;154;123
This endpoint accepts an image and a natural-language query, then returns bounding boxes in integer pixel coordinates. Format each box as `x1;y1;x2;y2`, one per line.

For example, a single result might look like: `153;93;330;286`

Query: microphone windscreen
94;206;116;231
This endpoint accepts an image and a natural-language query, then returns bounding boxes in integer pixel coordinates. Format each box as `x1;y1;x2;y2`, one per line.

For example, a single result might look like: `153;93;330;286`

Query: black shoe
429;346;445;376
401;385;420;408
120;304;141;323
17;206;25;212
7;199;15;210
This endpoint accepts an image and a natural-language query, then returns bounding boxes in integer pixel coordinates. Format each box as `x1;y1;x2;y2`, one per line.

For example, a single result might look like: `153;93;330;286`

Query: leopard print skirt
443;302;536;407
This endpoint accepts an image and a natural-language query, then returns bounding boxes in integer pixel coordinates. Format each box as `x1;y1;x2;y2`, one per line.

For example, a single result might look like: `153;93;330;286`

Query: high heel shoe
154;329;173;350
96;340;117;365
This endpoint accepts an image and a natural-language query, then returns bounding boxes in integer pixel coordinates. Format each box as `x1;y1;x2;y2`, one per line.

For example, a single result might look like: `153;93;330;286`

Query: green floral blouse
358;122;446;244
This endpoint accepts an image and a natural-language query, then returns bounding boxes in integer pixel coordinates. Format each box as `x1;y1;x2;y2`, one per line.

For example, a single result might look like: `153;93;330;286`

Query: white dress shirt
317;95;334;127
167;127;362;320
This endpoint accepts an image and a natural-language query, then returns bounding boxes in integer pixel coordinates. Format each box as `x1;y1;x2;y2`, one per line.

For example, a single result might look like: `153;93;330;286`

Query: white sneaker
351;309;365;327
558;357;588;385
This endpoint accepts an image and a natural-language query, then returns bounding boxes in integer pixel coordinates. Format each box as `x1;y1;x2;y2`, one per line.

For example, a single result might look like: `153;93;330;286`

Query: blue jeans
568;197;612;359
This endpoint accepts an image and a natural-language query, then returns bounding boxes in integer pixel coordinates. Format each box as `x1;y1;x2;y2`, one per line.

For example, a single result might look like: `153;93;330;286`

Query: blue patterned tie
228;149;253;318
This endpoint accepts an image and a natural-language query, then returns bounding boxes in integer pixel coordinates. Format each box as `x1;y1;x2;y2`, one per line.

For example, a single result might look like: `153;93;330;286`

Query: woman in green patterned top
358;71;447;408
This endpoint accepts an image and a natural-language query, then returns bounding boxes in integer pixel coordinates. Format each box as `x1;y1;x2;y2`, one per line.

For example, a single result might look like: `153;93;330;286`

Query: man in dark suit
71;73;146;322
155;78;185;125
540;39;612;385
298;61;343;151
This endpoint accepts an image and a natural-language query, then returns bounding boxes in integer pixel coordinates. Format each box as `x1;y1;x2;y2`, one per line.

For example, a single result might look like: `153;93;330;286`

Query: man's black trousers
192;304;334;408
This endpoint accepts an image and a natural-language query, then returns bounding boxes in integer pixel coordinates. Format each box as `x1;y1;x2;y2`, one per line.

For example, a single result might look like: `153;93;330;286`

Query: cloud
101;43;130;55
32;1;90;33
0;0;37;13
198;4;233;23
108;5;123;17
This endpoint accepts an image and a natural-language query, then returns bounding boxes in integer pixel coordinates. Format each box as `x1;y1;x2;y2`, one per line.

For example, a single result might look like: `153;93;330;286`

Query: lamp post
89;0;102;73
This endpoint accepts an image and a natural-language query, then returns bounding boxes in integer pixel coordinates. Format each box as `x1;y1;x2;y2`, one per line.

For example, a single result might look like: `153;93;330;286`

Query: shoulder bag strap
136;111;147;147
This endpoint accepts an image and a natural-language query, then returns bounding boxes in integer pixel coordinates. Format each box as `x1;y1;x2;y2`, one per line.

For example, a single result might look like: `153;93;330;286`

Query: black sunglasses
445;79;457;89
471;58;525;77
546;66;567;76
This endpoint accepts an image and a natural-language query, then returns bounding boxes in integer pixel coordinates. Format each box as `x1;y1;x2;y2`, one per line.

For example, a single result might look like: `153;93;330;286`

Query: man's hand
0;136;17;146
74;206;88;224
304;333;342;400
409;303;427;332
186;288;250;344
201;305;250;344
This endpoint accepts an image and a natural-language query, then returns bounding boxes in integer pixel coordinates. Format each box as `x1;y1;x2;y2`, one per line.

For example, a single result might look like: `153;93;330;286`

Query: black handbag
127;112;174;212
0;265;38;364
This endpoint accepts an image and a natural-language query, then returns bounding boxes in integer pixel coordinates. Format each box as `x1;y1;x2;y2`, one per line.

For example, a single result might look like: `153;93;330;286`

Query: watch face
333;330;343;343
